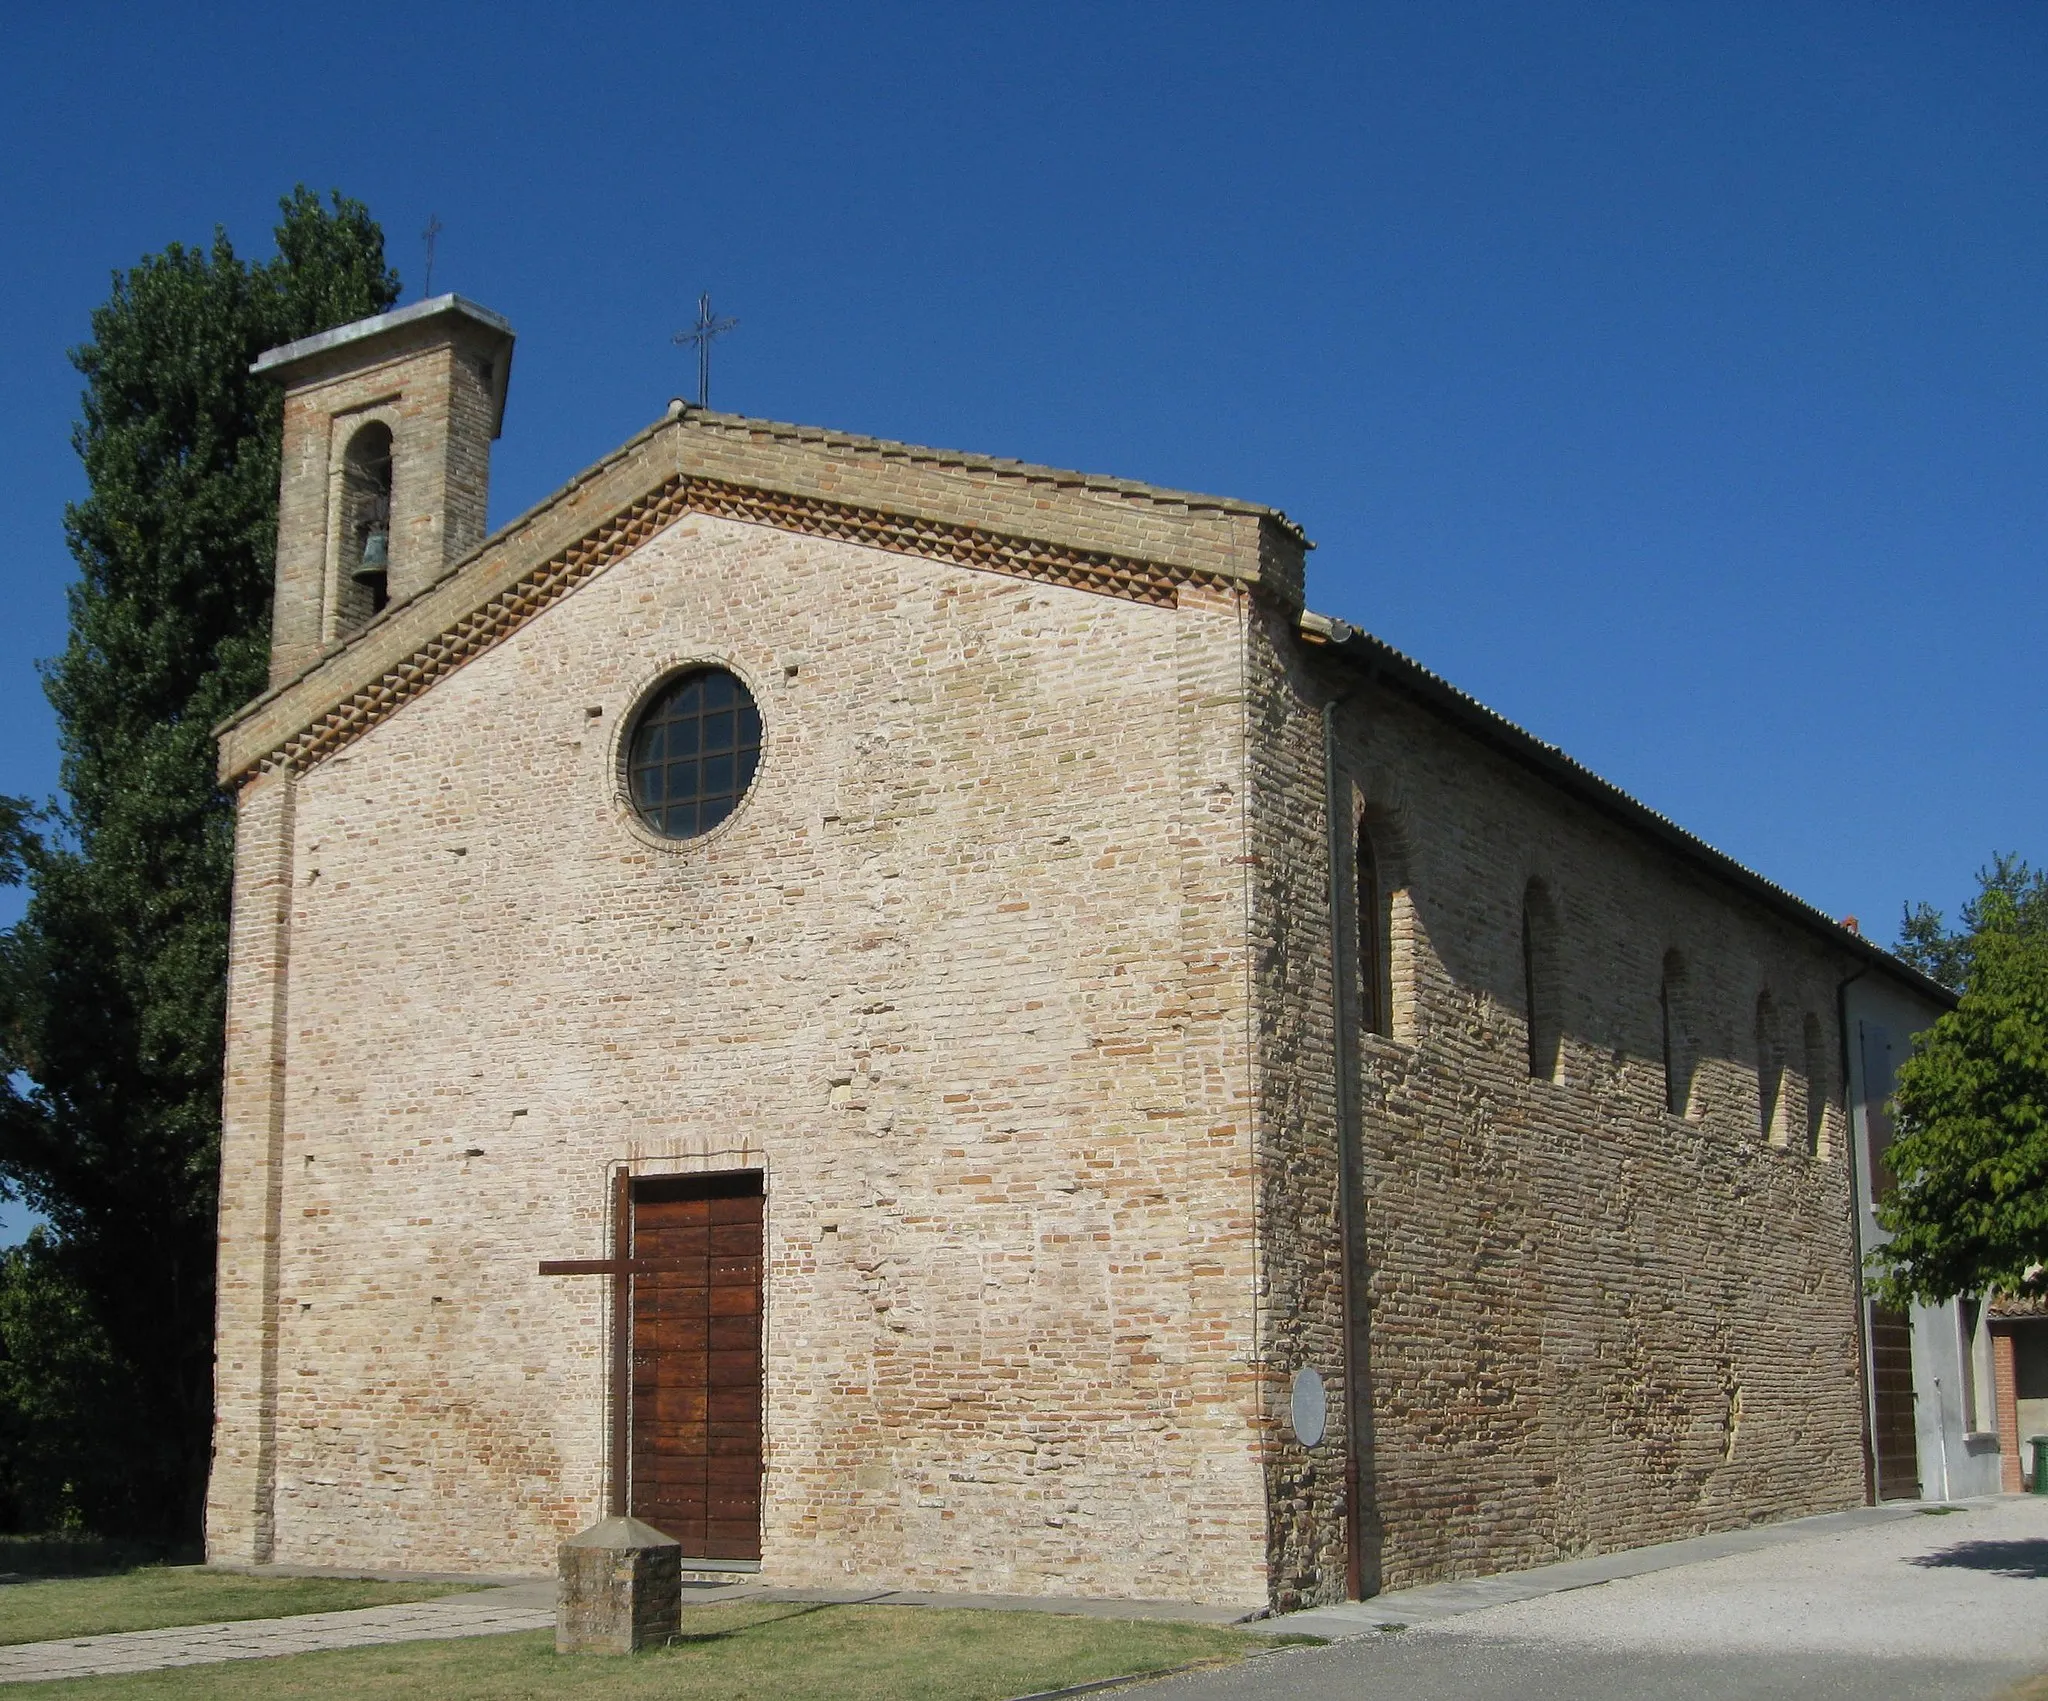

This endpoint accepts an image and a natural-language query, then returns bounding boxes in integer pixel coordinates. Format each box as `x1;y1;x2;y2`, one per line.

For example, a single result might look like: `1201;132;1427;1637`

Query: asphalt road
1141;1496;2048;1701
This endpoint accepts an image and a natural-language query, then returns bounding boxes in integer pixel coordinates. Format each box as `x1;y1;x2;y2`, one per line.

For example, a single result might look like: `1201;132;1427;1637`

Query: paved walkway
1278;1502;1923;1637
1139;1495;2048;1701
0;1580;555;1684
687;1582;1253;1625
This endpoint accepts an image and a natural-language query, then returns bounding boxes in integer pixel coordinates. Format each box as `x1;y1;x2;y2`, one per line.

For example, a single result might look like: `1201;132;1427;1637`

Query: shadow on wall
1910;1540;2048;1579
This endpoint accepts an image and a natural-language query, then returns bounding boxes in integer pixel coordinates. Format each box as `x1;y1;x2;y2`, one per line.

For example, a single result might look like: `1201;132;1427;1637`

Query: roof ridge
672;405;1311;544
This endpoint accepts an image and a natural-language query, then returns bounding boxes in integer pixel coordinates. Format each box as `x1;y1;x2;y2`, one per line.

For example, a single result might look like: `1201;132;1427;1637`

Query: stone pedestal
556;1515;683;1654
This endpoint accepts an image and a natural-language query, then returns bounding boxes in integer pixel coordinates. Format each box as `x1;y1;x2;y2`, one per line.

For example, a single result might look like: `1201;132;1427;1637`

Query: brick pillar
204;770;296;1562
1173;580;1272;1608
558;1516;682;1654
1993;1324;2021;1493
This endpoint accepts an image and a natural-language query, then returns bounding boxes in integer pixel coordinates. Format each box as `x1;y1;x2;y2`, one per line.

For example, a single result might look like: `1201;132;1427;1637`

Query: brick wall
206;771;296;1563
1994;1326;2022;1492
1296;677;1869;1591
1243;601;1353;1608
210;513;1279;1603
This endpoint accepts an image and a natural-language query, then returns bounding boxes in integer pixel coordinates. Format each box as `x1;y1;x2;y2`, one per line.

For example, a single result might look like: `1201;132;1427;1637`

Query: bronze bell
352;527;389;587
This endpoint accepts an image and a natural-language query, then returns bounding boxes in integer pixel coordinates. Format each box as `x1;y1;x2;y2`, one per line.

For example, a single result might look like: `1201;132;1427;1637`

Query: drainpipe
1321;644;1366;1599
1837;964;1875;1504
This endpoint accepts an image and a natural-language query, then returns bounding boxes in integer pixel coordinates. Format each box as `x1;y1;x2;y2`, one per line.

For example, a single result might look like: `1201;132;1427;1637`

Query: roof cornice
218;406;1302;786
1300;612;1956;1007
251;295;516;436
251;294;513;375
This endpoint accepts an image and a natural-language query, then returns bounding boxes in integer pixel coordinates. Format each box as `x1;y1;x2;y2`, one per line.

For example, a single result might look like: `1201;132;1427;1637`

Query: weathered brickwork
1242;601;1353;1610
211;310;1921;1609
210;511;1280;1602
1297;676;1868;1594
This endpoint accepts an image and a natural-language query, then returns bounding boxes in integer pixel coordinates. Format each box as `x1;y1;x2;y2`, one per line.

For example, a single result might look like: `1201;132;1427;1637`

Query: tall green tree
0;190;398;1539
1868;858;2048;1310
1897;852;2048;994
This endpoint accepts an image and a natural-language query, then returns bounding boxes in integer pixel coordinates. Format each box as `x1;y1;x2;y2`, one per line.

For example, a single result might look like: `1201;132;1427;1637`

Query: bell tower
252;295;515;686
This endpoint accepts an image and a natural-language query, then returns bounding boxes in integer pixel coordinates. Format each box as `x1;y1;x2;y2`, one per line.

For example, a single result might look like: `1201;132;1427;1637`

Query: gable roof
214;401;1952;1009
1300;611;1955;1006
216;403;1309;786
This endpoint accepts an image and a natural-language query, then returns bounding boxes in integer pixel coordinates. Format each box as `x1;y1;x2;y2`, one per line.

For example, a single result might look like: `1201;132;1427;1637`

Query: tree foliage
0;191;397;1539
1897;852;2048;994
1868;858;2048;1309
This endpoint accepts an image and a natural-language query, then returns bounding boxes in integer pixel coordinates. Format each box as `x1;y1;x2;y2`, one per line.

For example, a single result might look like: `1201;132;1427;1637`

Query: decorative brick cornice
233;473;1198;786
689;477;1185;608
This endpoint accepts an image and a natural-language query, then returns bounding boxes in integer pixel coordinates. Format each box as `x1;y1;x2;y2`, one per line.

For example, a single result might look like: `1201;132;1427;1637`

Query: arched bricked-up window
1660;949;1693;1117
336;421;393;633
1803;1011;1828;1155
1522;879;1562;1082
1357;819;1392;1038
1755;989;1783;1141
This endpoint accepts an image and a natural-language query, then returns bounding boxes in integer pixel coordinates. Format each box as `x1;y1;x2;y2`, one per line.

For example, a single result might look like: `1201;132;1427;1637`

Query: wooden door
630;1172;764;1557
1867;1301;1920;1501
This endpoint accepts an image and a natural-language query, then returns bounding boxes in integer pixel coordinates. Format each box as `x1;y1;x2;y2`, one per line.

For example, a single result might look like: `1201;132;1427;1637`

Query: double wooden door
629;1173;763;1558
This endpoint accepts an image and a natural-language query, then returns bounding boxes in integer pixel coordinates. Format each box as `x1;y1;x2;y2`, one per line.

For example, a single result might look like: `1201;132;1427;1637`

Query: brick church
205;295;1948;1610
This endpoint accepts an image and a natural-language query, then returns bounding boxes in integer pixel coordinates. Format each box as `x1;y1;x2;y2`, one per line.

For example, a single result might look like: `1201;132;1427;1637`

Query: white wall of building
1845;973;1989;1500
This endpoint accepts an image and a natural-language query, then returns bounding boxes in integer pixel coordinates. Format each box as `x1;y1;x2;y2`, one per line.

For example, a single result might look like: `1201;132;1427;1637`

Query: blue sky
0;4;2043;1236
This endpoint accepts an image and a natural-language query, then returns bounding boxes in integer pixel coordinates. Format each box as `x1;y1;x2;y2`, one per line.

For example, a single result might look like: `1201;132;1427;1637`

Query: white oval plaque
1289;1366;1327;1448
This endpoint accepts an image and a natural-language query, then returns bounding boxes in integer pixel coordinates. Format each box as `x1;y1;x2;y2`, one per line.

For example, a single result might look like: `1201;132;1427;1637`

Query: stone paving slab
0;1583;556;1684
1276;1502;1929;1640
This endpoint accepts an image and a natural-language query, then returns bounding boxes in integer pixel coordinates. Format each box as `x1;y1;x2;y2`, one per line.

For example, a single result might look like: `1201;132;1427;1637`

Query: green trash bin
2031;1437;2048;1494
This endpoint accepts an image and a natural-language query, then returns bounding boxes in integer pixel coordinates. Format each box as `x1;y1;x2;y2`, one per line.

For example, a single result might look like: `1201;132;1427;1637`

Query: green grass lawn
6;1600;1303;1699
0;1566;481;1646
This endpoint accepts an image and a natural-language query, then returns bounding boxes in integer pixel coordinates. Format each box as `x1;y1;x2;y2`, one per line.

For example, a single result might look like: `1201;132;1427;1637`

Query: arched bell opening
337;421;394;631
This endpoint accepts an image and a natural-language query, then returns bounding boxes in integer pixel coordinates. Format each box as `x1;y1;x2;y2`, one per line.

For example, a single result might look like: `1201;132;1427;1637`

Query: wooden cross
541;1168;766;1547
538;1169;641;1516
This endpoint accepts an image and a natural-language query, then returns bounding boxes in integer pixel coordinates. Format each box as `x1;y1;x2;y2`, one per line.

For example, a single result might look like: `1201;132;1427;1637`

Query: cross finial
421;214;444;298
673;292;739;409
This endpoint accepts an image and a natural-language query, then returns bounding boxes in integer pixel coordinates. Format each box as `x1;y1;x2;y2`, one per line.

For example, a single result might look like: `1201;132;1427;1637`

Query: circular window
626;667;763;839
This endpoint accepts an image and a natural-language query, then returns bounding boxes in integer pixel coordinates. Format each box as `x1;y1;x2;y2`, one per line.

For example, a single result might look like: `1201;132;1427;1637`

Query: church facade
205;295;1947;1610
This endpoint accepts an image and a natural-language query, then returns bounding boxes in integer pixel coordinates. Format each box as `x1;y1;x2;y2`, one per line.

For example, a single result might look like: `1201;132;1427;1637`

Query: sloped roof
216;403;1305;783
668;407;1309;540
1300;611;1955;1005
1989;1292;2048;1320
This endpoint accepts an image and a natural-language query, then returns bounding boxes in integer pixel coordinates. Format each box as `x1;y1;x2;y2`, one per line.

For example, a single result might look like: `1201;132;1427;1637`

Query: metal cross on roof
673;292;739;409
421;213;443;298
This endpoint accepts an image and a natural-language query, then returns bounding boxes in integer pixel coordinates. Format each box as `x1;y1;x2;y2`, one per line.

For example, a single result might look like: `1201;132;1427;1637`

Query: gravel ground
1140;1496;2048;1701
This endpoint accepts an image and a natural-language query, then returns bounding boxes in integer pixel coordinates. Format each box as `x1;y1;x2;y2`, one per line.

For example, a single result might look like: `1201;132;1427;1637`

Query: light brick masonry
206;301;1947;1612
